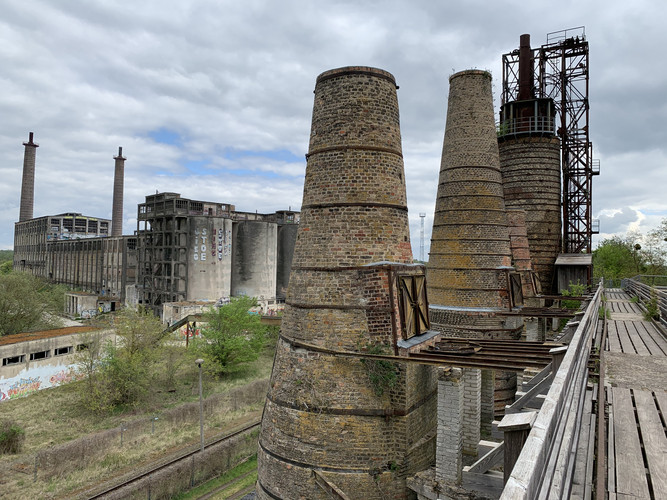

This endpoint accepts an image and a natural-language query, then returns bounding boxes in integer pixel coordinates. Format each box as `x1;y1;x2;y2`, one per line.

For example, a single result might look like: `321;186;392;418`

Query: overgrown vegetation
0;419;25;454
0;249;13;274
644;290;660;321
359;343;398;397
0;271;66;335
593;219;667;281
193;296;270;375
561;281;587;310
76;307;169;412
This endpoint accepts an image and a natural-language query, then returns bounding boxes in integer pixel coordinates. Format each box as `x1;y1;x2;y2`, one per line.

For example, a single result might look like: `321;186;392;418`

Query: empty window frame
54;346;73;356
2;355;26;366
29;350;50;361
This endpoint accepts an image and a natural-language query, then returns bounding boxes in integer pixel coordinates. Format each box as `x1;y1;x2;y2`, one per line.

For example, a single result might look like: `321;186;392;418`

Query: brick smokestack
19;132;38;222
256;67;437;498
111;146;126;237
427;70;522;417
428;70;513;312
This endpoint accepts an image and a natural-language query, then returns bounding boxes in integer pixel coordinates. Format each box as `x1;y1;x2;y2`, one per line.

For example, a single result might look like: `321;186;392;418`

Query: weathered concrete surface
604;352;667;391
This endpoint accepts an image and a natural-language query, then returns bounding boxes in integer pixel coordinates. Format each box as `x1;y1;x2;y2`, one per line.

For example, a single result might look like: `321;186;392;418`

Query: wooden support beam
498;411;537;484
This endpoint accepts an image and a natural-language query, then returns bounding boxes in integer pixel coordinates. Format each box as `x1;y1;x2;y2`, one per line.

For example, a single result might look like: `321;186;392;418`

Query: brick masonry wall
428;70;513;311
257;66;437;500
499;136;561;292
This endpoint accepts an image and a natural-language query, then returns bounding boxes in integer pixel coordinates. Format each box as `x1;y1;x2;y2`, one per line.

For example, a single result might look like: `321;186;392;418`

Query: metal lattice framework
502;27;599;254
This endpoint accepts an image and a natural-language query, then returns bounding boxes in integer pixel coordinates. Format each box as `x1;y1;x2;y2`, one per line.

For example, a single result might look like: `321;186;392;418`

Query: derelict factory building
12;136;299;317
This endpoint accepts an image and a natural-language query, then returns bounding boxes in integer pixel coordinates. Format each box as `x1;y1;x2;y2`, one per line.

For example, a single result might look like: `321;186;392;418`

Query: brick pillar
436;367;463;485
462;368;481;456
525;317;539;341
480;369;494;436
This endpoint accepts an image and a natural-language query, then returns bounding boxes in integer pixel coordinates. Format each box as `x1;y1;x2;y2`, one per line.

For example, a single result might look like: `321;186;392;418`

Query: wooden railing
499;282;602;499
623;275;667;329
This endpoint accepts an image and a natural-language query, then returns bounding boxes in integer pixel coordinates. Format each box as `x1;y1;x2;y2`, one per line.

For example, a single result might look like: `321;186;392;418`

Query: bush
0;420;25;454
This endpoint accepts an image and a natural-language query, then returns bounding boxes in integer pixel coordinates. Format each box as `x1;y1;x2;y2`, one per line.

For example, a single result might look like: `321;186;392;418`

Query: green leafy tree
198;296;268;375
76;307;166;412
0;271;66;336
593;222;667;281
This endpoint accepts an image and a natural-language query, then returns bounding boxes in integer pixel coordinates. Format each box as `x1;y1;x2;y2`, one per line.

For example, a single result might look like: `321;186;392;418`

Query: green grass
175;454;257;500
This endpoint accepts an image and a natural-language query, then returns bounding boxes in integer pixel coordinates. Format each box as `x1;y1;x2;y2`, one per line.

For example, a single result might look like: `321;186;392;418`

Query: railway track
83;419;261;500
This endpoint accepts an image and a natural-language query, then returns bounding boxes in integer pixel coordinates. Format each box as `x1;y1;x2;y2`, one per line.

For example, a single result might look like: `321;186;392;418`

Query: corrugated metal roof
554;253;593;266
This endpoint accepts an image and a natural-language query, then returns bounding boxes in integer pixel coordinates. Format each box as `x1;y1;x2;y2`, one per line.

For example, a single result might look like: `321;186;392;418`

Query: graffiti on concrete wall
193;228;208;262
0;365;81;403
214;228;232;260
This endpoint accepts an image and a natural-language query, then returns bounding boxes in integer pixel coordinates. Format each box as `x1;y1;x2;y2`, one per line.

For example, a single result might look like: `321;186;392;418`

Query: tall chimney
19;132;38;222
427;70;522;416
111;146;126;237
518;34;533;100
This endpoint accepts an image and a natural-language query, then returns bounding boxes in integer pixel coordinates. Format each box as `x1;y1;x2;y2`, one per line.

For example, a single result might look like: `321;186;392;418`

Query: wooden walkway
603;289;667;500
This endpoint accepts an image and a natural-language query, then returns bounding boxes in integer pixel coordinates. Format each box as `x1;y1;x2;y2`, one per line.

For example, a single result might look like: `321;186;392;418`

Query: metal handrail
497;116;556;137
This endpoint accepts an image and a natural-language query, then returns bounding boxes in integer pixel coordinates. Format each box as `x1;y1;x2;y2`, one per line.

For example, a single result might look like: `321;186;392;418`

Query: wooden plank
463;470;504;498
634;321;664;356
612;387;650;498
634;390;667;499
544;361;588;500
654;391;667;418
616;322;636;354
466;441;504;474
640;322;667;355
507;373;553;414
570;388;594;499
625;321;650;356
607;386;616;496
607;322;622;353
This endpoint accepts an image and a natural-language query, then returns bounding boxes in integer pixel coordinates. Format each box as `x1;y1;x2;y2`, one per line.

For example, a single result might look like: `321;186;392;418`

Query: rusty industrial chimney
518;33;533;100
256;67;437;499
111;146;125;237
19;132;38;222
499;35;561;292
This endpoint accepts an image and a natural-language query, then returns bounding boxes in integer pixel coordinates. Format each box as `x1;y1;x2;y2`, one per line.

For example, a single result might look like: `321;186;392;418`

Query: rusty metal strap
305;144;403;159
301;201;408;211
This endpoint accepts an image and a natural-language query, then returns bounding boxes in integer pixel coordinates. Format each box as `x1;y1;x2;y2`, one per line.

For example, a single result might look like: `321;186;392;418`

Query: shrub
0;420;25;454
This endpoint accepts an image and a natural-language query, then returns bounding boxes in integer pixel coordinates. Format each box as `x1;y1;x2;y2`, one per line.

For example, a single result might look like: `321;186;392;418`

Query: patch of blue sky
222;148;303;163
148;128;181;145
184;160;213;174
640;209;667;216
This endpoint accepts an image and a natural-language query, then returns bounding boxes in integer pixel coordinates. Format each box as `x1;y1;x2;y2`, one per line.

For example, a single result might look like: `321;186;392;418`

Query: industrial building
12;135;299;319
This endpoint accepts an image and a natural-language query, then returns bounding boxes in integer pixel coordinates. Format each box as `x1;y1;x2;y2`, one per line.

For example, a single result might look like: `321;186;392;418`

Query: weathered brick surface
499;136;561;292
507;208;539;300
462;368;481;456
257;66;437;500
436;367;463;484
428;70;513;311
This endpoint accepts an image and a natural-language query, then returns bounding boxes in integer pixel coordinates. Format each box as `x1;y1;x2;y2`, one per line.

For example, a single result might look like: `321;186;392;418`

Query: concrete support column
462;368;481;456
480;369;494;436
436;367;463;485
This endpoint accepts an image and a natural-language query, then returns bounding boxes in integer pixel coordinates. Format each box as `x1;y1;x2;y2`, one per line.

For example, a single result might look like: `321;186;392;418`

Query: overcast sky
1;0;665;257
